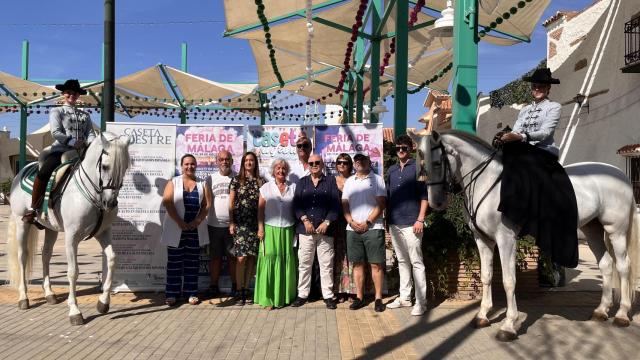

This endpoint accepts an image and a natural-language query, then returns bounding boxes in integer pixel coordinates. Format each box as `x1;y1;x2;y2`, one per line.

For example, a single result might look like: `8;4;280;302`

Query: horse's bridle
427;142;462;194
426;140;501;238
426;142;461;194
75;148;123;211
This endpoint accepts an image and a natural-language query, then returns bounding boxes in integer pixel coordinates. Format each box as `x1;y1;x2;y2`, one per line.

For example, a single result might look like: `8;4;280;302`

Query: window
623;15;640;73
626;157;640;203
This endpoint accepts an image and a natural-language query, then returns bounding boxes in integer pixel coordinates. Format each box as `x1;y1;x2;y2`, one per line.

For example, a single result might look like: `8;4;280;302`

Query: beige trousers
297;233;335;299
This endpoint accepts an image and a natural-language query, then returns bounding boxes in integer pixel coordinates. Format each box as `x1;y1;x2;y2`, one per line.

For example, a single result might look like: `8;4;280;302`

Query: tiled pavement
2;205;640;359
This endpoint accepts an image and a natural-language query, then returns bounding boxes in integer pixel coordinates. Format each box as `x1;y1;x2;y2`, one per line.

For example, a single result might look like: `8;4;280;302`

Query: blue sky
0;0;594;136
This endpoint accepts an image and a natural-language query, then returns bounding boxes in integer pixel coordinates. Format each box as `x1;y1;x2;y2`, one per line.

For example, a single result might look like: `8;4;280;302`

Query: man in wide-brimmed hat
22;79;96;223
500;67;561;156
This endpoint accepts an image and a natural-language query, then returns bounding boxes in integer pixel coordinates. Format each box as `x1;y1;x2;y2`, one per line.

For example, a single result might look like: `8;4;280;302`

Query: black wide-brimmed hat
523;68;560;84
55;79;87;95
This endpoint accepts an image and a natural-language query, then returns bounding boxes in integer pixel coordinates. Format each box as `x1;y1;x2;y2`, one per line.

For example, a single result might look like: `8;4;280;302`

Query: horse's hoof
613;317;631;327
45;295;58;305
471;318;491;328
69;314;84;326
18;299;29;310
590;311;608;322
96;300;110;314
495;330;517;342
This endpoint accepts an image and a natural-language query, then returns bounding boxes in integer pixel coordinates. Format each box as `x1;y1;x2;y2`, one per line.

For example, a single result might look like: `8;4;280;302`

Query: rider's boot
22;176;46;224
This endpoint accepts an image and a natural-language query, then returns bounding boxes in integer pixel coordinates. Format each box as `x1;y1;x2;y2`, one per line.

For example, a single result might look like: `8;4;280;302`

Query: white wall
546;0;611;71
555;0;640;169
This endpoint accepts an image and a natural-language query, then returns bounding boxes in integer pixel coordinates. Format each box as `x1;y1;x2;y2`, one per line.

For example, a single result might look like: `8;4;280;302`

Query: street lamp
371;99;388;121
431;0;455;38
574;93;589;113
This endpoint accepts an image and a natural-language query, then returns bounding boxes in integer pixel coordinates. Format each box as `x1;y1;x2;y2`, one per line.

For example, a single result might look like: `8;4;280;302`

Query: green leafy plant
489;59;547;108
422;194;478;298
422;194;539;299
0;179;11;194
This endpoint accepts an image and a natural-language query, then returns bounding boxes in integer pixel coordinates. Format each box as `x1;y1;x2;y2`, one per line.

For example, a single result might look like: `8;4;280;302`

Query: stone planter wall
424;245;540;301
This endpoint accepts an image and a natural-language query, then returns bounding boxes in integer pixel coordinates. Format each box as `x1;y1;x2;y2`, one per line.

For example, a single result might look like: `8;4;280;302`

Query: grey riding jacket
49;104;96;153
512;98;561;157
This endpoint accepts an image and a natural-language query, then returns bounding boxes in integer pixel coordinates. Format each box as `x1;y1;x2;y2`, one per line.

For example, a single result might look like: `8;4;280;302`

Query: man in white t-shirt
207;150;236;297
341;153;387;312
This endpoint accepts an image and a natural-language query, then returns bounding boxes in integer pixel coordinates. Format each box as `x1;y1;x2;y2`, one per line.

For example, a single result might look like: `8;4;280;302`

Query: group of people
26;68;564;316
161;134;430;315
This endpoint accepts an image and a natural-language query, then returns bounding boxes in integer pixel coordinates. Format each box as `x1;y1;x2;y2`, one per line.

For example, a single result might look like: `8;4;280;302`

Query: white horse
7;132;130;325
414;130;640;341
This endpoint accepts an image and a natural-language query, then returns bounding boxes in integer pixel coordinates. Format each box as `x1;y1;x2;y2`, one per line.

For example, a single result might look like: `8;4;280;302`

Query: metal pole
180;42;188;124
19;40;29;171
393;0;408;137
452;0;478;133
369;0;382;124
103;0;115;130
101;43;106;128
181;42;188;72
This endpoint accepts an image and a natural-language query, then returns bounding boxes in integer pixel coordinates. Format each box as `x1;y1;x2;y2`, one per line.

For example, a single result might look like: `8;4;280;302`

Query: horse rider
499;67;561;156
22;79;96;224
497;67;579;271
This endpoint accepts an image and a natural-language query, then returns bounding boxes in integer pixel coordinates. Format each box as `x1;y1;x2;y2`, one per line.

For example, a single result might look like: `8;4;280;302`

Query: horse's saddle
20;148;80;214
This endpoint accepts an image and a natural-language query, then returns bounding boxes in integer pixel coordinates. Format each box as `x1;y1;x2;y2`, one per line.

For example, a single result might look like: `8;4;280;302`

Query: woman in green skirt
255;158;297;309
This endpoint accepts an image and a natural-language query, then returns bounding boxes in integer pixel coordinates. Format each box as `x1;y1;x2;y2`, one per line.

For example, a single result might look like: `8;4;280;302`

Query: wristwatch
365;219;373;227
324;220;331;226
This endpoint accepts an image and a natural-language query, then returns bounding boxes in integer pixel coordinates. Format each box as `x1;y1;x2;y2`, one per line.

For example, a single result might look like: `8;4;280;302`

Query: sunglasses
396;146;409;152
296;143;311;149
308;161;322;166
336;160;350;166
218;157;231;162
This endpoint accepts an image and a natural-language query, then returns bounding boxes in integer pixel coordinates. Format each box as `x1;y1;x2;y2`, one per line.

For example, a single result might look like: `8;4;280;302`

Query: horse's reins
430;142;501;240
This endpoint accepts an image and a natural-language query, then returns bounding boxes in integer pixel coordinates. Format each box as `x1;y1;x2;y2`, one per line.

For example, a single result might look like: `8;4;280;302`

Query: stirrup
22;209;45;230
21;209;38;223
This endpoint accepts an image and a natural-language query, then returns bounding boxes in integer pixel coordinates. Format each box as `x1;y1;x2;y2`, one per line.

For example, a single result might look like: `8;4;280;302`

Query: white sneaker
411;304;426;316
386;298;412;309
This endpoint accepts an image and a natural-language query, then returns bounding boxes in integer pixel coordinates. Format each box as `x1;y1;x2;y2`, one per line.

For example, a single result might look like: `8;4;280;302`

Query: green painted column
181;42;188;73
393;0;408;137
355;37;365;123
452;0;478;133
259;92;267;125
369;0;382;124
19;40;29;171
347;73;355;123
341;75;351;123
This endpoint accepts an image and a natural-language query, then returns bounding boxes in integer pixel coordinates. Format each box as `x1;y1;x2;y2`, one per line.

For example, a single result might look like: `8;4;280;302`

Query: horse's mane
440;129;495;153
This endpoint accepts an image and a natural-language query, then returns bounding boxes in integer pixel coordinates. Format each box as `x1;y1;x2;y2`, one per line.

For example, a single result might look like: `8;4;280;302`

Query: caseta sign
106;123;176;291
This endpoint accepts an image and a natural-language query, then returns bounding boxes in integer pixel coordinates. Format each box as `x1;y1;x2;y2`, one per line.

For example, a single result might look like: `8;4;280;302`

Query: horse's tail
6;216;39;288
627;205;640;303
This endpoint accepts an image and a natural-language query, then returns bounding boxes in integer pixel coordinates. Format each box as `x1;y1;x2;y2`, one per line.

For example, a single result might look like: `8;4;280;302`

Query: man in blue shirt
386;135;428;316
